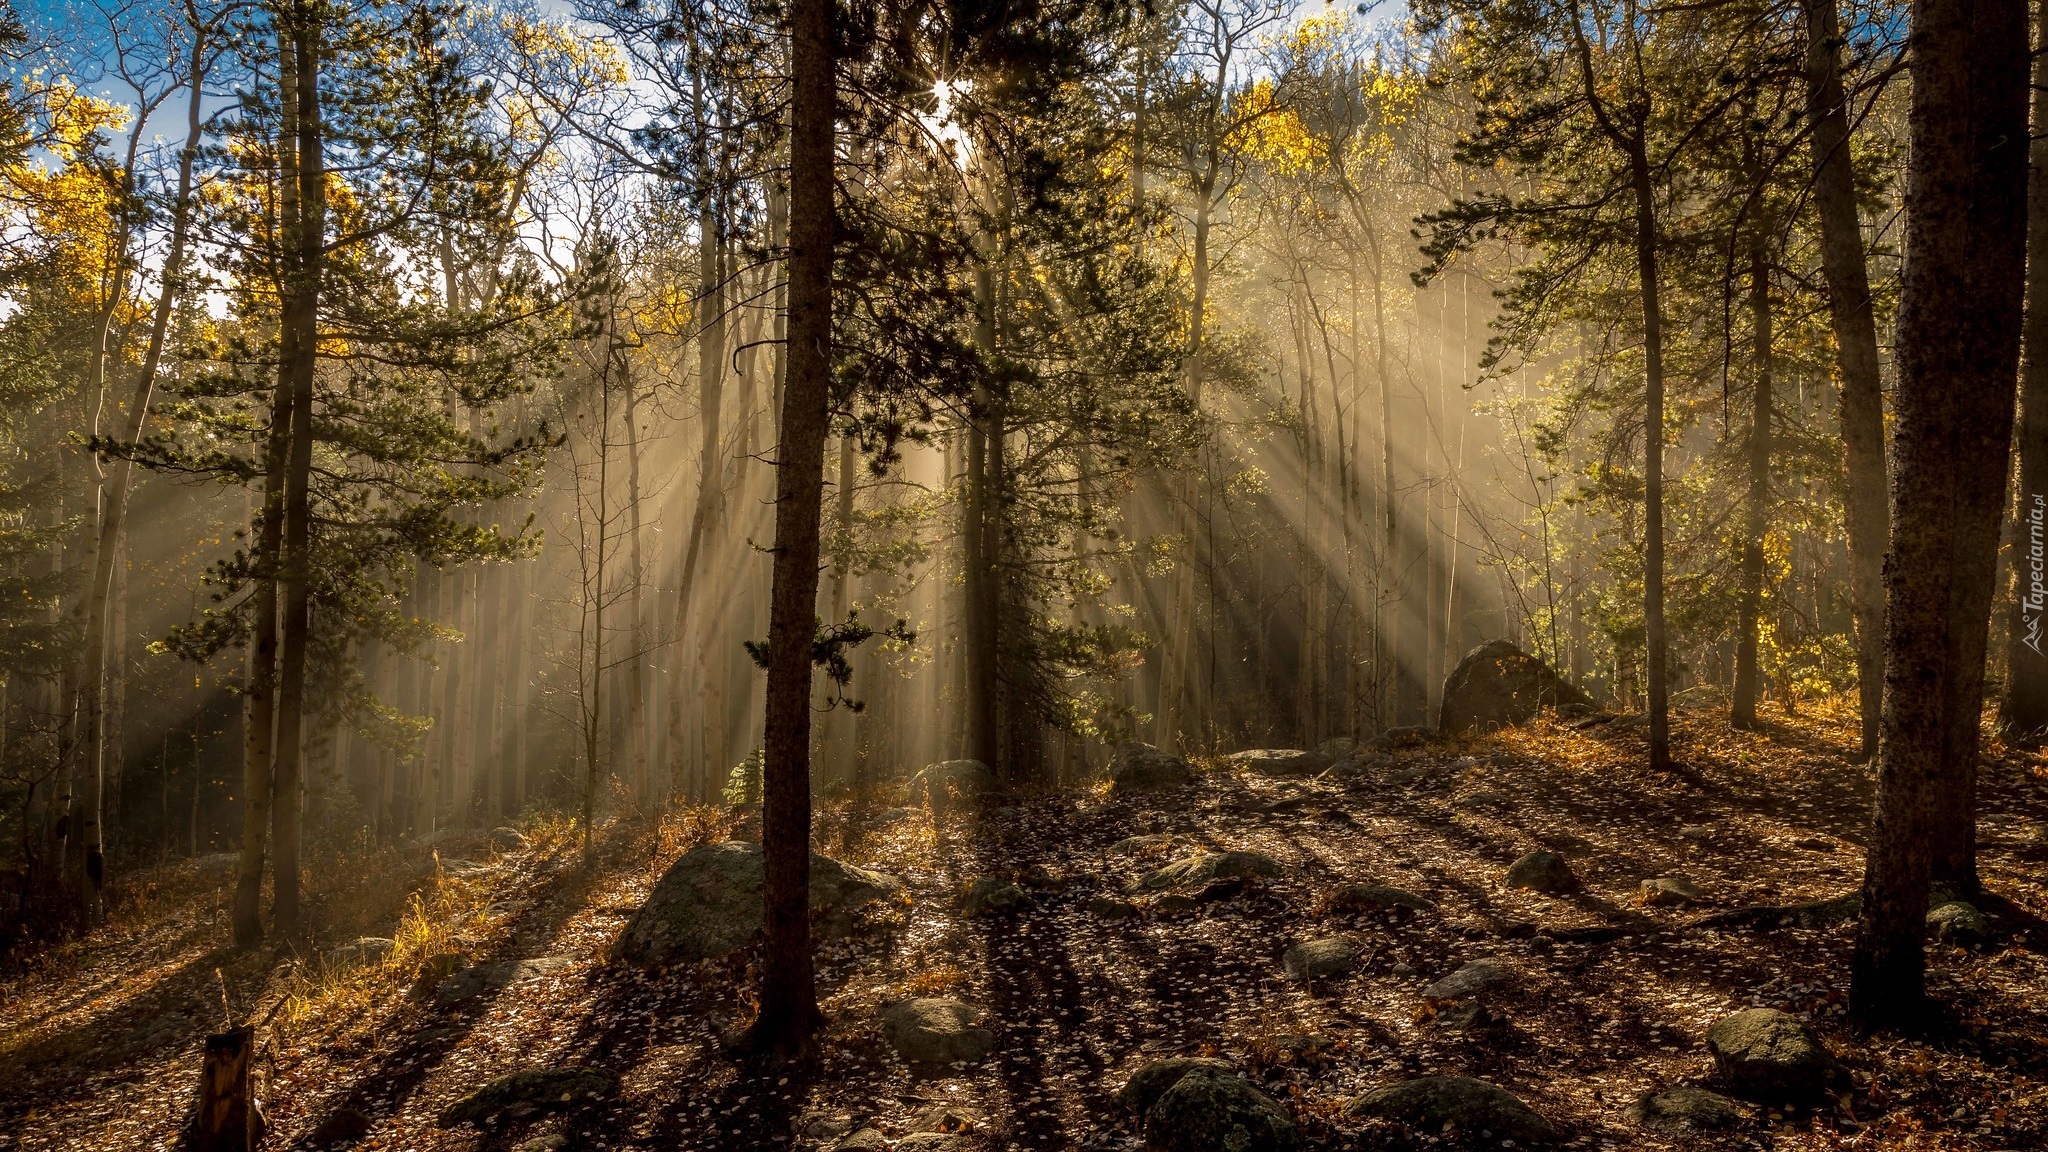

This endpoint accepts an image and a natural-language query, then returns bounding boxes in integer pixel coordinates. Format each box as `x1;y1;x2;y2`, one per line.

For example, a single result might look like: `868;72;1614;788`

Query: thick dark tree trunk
1852;0;2028;1026
1733;226;1773;728
746;0;831;1060
270;7;325;937
1803;0;1891;762
2000;0;2048;744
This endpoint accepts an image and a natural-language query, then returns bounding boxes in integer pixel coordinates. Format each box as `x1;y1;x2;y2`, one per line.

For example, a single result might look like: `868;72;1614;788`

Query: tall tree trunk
1852;0;2028;1025
271;4;326;936
232;22;300;949
2001;0;2048;744
964;236;999;768
1629;145;1673;774
624;371;648;804
1733;221;1774;728
1804;0;1891;762
748;0;831;1057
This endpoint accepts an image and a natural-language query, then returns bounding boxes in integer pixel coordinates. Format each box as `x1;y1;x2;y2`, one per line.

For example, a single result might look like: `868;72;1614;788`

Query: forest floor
5;700;2048;1151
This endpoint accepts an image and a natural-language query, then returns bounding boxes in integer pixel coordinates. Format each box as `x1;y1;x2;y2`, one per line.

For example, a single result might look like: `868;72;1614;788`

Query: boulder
1328;884;1435;914
799;1112;858;1139
1118;1057;1238;1115
881;998;996;1068
1225;749;1330;777
896;1136;965;1152
433;956;571;1008
1282;936;1360;980
1504;850;1577;893
324;937;394;970
1152;893;1201;917
489;826;529;851
1144;1065;1299;1152
1130;851;1283;893
435;1067;616;1128
1317;737;1358;759
1111;743;1194;793
834;1131;887;1152
1439;639;1595;734
1705;1009;1844;1102
611;841;899;967
908;1102;984;1133
1431;1000;1495;1033
1347;1076;1556;1144
1363;725;1431;752
1422;957;1516;1002
1928;901;1991;945
960;876;1031;917
909;759;997;807
1639;875;1703;908
1627;1086;1742;1133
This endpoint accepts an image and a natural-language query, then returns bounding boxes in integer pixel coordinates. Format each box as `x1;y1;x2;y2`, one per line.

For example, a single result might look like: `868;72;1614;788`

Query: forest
1;0;2047;1146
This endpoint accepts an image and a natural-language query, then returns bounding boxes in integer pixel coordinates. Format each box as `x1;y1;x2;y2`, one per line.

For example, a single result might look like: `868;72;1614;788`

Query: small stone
896;1136;965;1152
1504;850;1577;893
1347;1076;1556;1144
1422;957;1517;1002
908;1102;984;1133
1678;825;1716;840
1018;862;1066;890
1927;901;1991;946
1152;893;1201;917
1793;837;1837;852
489;826;529;850
1454;790;1506;811
1705;1008;1845;1102
1627;1086;1742;1133
436;1067;616;1128
799;1112;858;1138
833;1130;887;1152
1129;851;1283;893
959;876;1031;917
1282;936;1361;979
880;998;996;1068
514;1138;567;1152
1088;894;1139;919
1639;875;1703;907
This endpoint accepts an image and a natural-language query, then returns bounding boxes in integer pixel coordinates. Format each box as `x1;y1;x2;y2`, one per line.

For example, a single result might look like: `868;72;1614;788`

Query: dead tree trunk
194;1026;258;1152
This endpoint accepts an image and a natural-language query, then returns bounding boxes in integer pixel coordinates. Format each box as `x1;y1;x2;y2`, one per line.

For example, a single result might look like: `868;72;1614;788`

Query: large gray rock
1129;851;1283;893
1347;1076;1557;1144
1145;1065;1299;1152
1505;850;1577;893
881;999;996;1068
1224;749;1330;777
1705;1009;1844;1102
1440;640;1595;734
611;841;899;967
1422;957;1516;1002
1282;936;1361;979
1112;743;1194;793
436;1067;616;1128
1627;1087;1742;1133
909;760;997;807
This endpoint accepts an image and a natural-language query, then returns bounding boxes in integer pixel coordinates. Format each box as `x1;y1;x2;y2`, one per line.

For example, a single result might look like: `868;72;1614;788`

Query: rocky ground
4;702;2048;1151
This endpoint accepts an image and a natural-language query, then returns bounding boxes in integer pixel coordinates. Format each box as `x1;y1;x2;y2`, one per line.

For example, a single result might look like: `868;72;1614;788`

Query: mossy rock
1705;1009;1845;1102
1627;1086;1742;1133
1504;850;1576;893
1130;851;1283;893
1144;1065;1299;1152
1347;1076;1556;1144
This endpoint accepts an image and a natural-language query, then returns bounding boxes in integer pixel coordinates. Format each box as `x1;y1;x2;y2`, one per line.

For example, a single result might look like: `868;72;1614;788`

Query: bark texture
1852;0;2027;1025
2001;0;2048;744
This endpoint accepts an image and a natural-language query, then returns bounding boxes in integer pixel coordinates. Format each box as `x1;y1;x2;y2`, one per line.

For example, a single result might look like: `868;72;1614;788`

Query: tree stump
194;1026;258;1150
